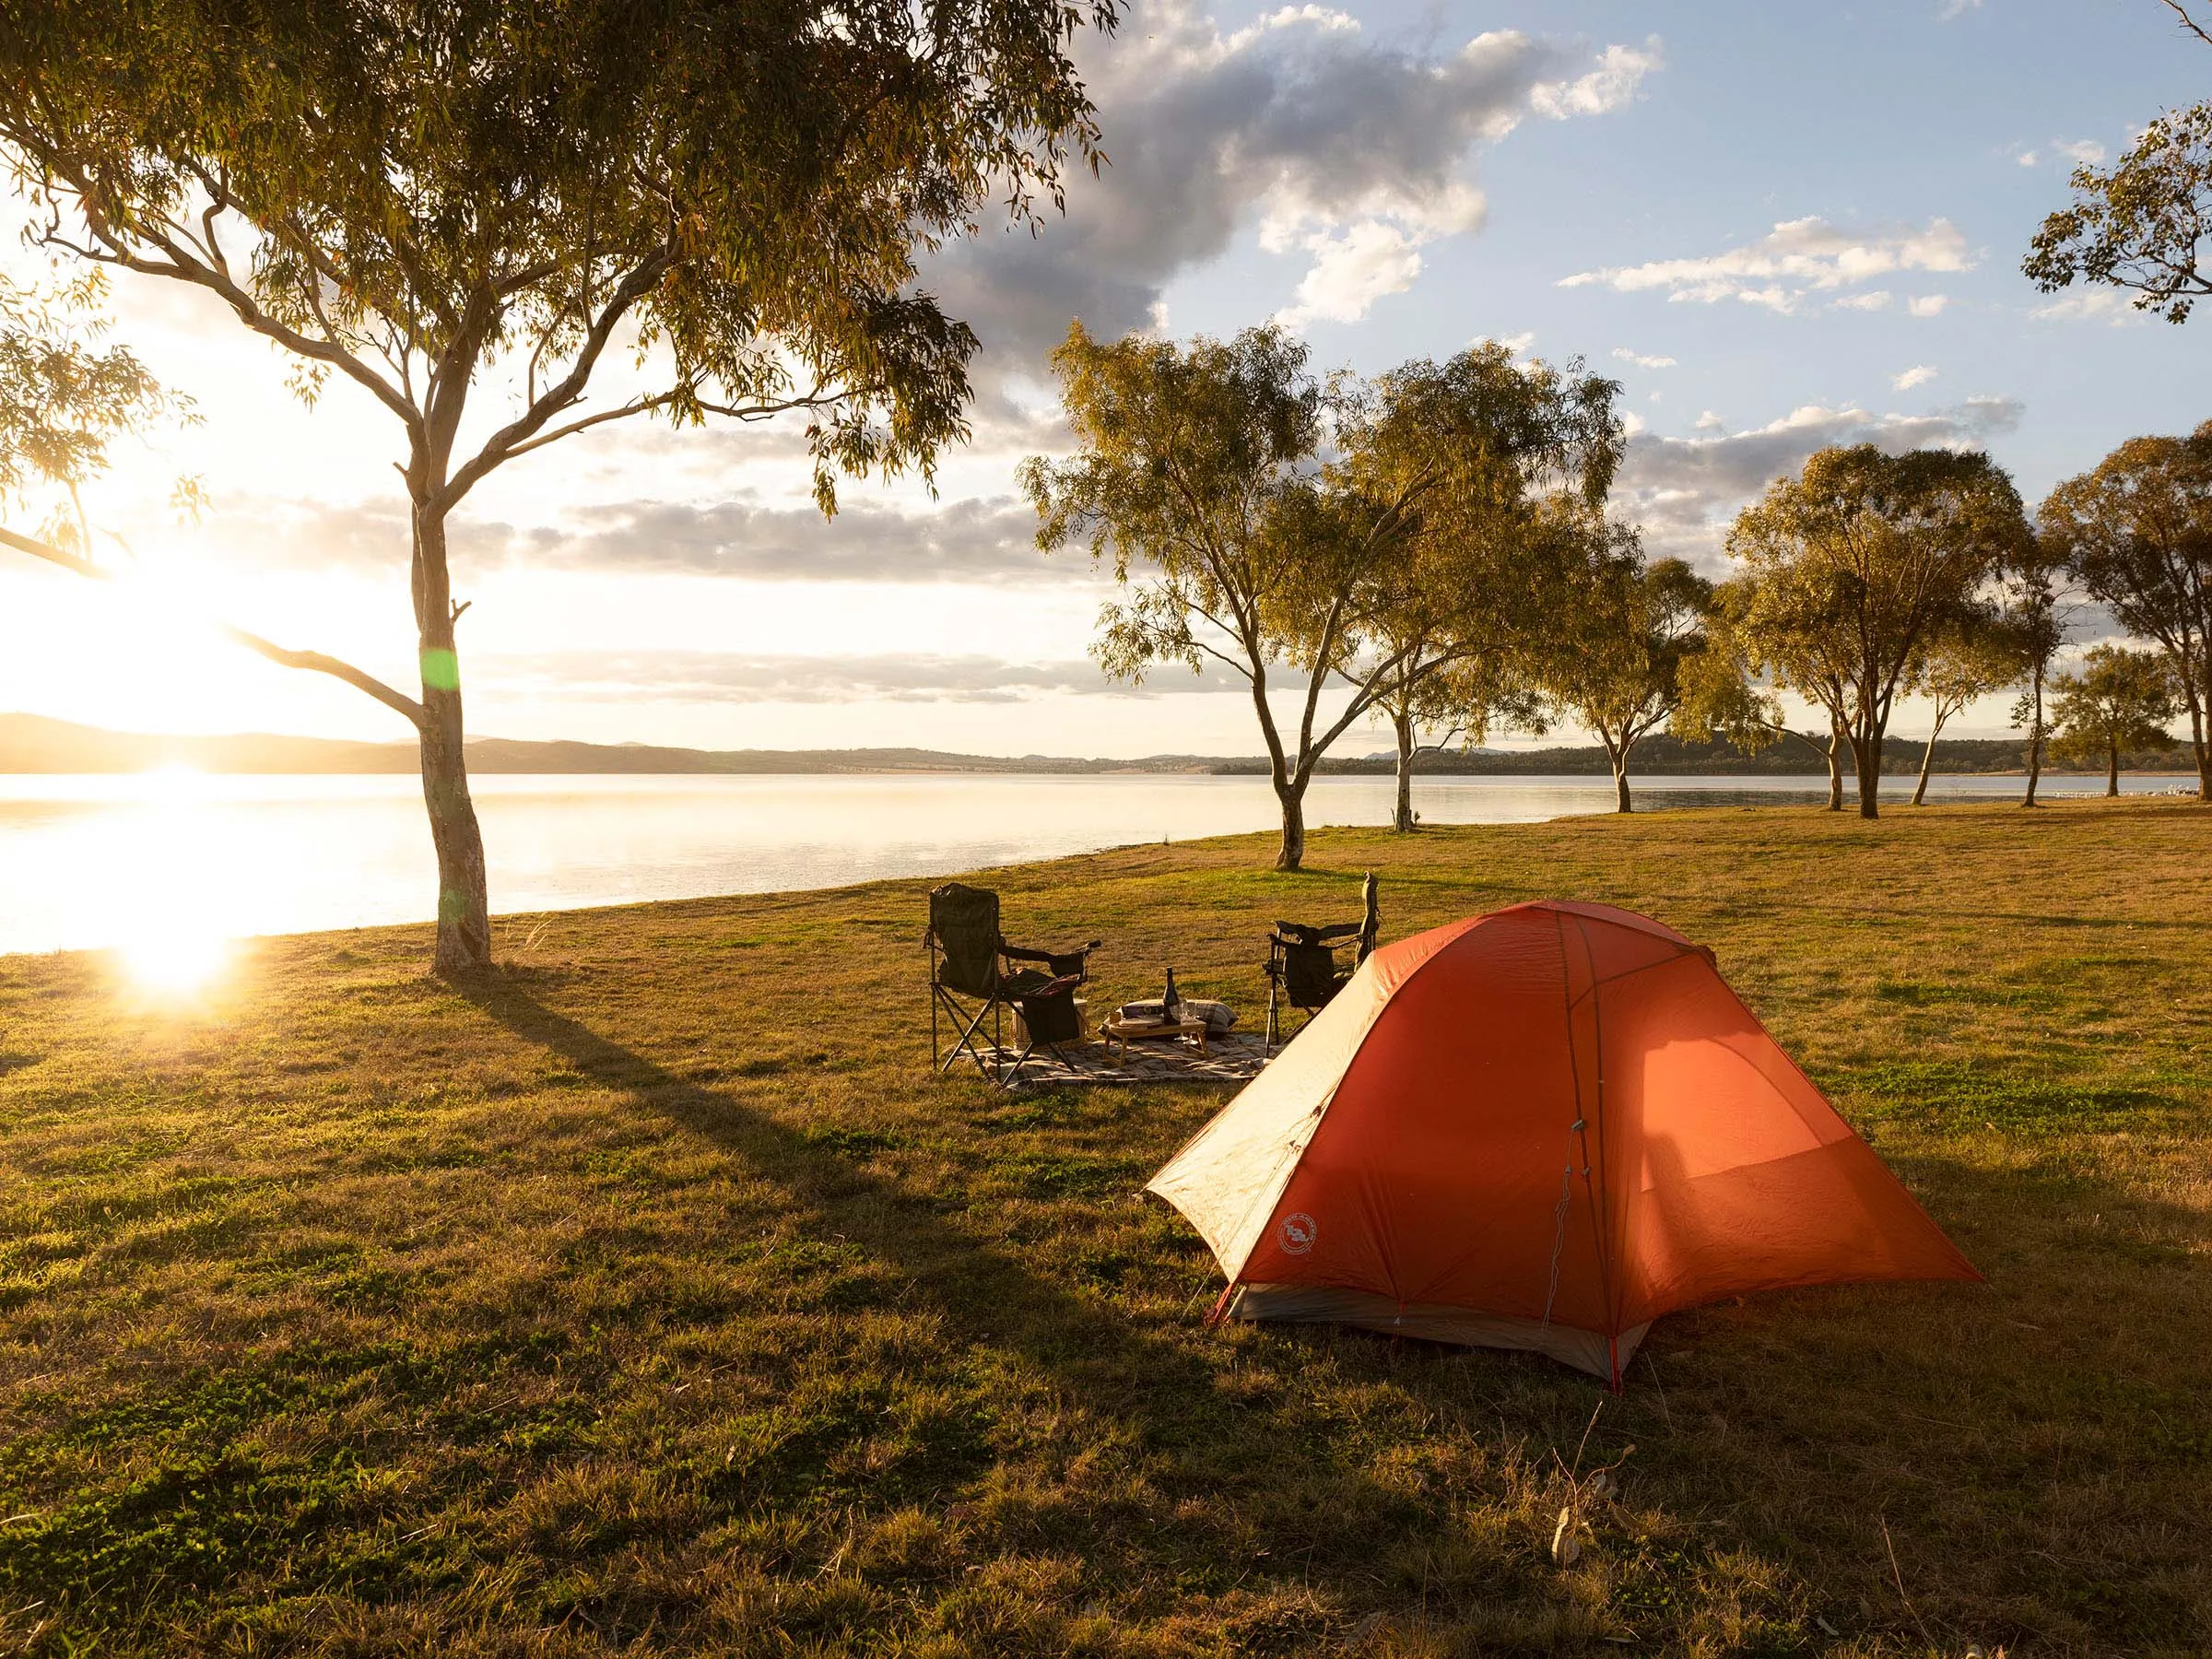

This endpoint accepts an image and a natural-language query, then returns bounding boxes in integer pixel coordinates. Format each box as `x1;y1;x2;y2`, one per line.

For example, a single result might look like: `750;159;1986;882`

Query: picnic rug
976;1031;1270;1088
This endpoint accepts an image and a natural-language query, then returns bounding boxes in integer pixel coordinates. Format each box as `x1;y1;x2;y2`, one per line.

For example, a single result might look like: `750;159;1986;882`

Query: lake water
0;769;2182;962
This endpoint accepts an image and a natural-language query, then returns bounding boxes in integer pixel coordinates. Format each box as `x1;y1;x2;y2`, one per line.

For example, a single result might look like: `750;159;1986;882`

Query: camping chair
926;881;1100;1081
1263;872;1380;1056
1000;975;1091;1088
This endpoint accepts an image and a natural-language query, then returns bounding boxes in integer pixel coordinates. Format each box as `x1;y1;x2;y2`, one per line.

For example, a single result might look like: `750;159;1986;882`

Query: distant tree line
1029;322;2212;865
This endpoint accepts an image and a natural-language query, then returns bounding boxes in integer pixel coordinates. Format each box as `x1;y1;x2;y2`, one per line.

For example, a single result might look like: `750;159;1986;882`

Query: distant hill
0;711;2191;778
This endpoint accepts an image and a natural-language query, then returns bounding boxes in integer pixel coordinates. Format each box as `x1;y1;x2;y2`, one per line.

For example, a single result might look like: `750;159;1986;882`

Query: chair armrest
1005;939;1102;978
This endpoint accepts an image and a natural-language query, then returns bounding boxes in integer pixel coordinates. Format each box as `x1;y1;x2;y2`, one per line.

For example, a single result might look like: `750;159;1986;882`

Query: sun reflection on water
110;765;236;996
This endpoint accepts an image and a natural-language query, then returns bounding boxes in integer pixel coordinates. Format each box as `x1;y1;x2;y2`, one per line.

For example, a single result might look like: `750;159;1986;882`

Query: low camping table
1102;1013;1212;1065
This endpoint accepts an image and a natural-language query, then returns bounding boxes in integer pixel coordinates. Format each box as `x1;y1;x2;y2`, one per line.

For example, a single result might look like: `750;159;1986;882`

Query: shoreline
5;793;2196;967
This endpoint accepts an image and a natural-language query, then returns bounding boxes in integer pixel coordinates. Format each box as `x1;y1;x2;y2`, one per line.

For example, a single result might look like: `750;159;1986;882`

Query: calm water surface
0;769;2180;959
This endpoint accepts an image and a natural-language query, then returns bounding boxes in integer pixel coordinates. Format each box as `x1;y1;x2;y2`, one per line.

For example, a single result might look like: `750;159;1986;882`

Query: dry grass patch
0;799;2205;1655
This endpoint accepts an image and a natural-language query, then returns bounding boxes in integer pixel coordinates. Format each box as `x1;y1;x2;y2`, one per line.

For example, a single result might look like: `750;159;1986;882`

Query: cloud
1908;294;1949;317
1892;364;1938;390
212;493;1077;585
925;6;1661;371
1937;0;1983;18
2030;287;2147;324
471;650;1260;703
2053;137;2108;167
2015;148;2039;168
472;651;1144;705
1528;38;1664;119
1611;347;1677;369
1616;395;2027;568
1834;290;1892;312
1275;219;1428;325
1559;217;1972;313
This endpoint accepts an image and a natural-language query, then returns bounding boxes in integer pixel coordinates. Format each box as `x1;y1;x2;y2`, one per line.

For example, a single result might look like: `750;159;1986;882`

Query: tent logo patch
1278;1212;1317;1254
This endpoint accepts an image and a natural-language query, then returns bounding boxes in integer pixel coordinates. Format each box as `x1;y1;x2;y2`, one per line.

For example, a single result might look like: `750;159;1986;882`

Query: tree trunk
1912;719;1940;806
1276;779;1307;871
1604;737;1631;814
2022;660;2045;808
1392;706;1416;833
2107;735;2121;797
1853;730;1882;819
1825;719;1844;812
413;506;492;975
2192;679;2212;800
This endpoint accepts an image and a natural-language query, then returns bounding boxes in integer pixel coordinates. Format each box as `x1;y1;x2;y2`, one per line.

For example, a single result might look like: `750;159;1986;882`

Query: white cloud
1612;347;1677;369
1892;364;1938;390
1530;38;1664;119
2031;288;2147;324
2053;137;2108;166
1223;5;1359;51
1834;290;1893;312
1559;217;1972;313
1908;294;1949;317
1938;0;1983;18
931;7;1665;387
1477;330;1536;356
2015;148;2040;168
1275;219;1427;326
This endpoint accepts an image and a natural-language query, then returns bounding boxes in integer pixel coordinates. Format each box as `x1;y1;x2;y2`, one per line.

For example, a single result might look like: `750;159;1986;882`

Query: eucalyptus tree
2000;543;2069;807
2039;424;2212;798
1334;351;1621;833
1905;618;2021;806
1701;573;1857;810
0;0;1117;973
1724;445;2032;819
2025;3;2212;322
2052;644;2181;795
1532;529;1722;815
1025;324;1619;869
0;272;177;559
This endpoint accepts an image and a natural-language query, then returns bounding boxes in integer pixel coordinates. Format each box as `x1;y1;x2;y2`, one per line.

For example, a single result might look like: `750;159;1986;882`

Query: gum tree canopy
1724;444;2031;821
0;0;1116;973
1024;324;1618;871
2024;2;2212;322
2040;424;2212;798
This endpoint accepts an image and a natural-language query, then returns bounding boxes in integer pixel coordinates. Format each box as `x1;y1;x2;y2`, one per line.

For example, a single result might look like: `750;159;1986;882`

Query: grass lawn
0;798;2206;1656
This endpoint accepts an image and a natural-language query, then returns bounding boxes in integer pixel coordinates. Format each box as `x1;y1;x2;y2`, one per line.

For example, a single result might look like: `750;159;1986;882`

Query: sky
1;0;2206;759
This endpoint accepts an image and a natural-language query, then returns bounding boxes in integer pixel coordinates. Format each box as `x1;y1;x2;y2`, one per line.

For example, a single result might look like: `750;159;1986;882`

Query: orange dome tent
1147;901;1979;1387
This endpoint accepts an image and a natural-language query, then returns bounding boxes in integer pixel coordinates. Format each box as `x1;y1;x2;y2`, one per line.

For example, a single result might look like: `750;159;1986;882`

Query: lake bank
0;799;2205;1652
1;768;2194;960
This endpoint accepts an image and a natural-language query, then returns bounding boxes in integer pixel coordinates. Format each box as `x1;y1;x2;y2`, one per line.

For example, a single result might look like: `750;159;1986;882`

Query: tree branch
43;163;420;429
0;524;427;727
2164;0;2212;48
440;250;675;506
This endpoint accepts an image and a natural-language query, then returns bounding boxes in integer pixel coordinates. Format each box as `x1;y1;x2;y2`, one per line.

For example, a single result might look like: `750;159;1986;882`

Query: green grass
0;798;2206;1655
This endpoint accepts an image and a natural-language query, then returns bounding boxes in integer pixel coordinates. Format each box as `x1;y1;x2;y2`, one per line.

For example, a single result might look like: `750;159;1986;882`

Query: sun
121;926;232;995
108;764;238;997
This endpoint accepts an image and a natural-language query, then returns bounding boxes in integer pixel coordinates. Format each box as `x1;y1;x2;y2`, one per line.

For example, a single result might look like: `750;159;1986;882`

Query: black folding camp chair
1262;872;1380;1056
1001;975;1091;1088
926;881;1100;1081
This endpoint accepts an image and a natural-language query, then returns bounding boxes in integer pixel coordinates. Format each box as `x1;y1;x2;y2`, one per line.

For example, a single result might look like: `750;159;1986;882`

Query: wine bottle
1162;967;1182;1021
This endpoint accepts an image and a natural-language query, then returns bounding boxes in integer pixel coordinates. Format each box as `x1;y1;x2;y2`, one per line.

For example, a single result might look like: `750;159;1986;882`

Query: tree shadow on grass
456;975;1291;1465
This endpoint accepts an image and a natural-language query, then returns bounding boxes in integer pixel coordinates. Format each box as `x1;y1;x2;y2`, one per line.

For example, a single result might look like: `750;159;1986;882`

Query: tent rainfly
1147;901;1980;1387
